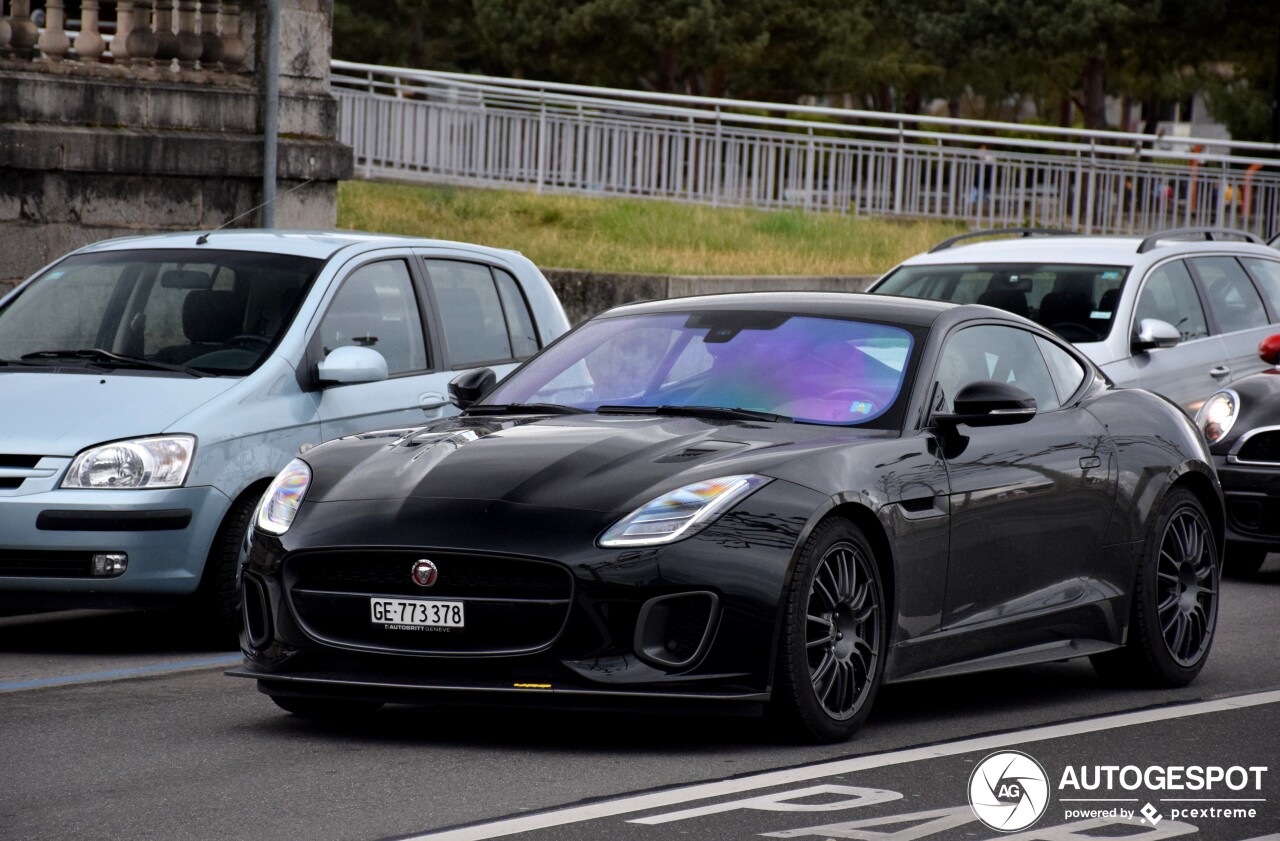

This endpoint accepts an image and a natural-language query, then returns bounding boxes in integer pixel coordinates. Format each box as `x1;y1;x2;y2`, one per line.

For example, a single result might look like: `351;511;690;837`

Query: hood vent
654;440;745;463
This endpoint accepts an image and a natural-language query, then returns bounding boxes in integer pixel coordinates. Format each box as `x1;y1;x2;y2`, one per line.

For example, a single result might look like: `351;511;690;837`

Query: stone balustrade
0;0;249;76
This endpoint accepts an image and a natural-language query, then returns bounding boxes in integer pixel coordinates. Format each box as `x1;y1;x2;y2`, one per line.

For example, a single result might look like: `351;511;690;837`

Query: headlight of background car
62;435;195;489
599;474;771;547
1196;390;1239;445
255;458;312;535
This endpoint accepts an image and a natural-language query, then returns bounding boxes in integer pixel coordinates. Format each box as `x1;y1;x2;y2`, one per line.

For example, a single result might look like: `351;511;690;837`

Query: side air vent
654;441;745;463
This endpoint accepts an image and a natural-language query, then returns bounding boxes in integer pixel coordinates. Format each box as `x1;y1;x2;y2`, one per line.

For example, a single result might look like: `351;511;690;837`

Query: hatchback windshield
483;312;918;425
0;249;323;375
874;263;1130;344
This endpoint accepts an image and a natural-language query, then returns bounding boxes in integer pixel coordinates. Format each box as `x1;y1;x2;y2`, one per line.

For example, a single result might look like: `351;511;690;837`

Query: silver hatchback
870;227;1280;412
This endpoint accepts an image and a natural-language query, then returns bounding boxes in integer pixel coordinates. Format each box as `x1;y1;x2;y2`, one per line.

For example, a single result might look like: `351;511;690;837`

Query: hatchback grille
0;454;48;492
0;550;94;577
284;550;574;655
1236;431;1280;465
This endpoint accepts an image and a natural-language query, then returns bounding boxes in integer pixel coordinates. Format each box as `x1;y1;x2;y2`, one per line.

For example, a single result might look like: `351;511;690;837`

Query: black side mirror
448;368;497;409
933;380;1037;427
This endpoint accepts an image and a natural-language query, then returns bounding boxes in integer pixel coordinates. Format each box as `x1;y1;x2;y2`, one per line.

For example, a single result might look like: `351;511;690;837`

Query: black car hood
304;413;896;513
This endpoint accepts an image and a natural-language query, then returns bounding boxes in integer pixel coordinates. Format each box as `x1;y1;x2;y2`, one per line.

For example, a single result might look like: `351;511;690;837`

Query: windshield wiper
20;348;212;377
464;402;588;416
595;405;792;423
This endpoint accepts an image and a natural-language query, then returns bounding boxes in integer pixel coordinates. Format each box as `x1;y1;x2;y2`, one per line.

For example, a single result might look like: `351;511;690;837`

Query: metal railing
331;60;1280;237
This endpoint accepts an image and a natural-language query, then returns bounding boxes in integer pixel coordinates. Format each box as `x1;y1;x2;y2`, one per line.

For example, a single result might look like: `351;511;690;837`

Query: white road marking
402;689;1280;841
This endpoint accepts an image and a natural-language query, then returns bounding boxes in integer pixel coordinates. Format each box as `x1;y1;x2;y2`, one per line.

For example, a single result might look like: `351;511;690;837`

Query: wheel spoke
1167;612;1188;656
810;650;835;690
813;576;837;611
1157;590;1179;612
807;633;836;649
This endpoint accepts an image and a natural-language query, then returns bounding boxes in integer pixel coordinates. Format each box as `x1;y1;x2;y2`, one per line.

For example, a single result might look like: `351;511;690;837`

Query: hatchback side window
318;260;428;376
492;268;541;359
1240;258;1280;320
936;324;1060;412
1134;261;1209;342
424;260;528;367
1189;257;1268;334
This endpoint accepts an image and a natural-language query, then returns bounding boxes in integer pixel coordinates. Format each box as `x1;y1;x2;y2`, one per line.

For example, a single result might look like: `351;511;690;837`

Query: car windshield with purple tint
481;311;916;425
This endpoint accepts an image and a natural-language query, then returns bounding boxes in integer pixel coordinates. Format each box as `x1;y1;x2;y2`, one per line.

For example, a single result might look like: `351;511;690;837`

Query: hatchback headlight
1196;390;1239;445
62;435;195;489
599;474;771;547
256;458;312;535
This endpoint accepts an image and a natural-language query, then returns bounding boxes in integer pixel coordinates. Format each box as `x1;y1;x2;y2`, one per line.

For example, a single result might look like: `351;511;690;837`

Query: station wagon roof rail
1135;227;1264;254
927;228;1078;254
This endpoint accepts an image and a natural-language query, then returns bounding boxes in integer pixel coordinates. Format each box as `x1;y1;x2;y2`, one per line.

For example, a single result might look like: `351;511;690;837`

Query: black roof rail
1136;227;1263;254
928;227;1077;254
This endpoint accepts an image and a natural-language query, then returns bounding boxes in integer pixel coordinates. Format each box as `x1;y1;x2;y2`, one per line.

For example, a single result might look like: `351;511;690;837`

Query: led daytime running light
599;474;770;547
256;458;312;535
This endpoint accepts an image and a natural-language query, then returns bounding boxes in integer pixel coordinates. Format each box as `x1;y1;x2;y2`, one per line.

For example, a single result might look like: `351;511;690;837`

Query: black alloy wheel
1093;487;1219;686
774;518;885;742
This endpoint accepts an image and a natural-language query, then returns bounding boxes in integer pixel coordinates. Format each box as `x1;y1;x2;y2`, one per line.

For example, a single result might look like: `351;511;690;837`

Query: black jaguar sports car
229;293;1223;742
1196;332;1280;577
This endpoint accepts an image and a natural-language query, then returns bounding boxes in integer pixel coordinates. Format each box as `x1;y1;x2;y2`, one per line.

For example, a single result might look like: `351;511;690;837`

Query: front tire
772;518;886;743
1092;488;1219;687
195;493;259;641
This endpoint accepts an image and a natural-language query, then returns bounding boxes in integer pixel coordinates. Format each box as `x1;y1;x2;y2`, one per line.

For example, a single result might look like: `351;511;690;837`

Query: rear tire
771;518;886;743
1091;487;1218;687
1223;543;1268;578
269;695;384;719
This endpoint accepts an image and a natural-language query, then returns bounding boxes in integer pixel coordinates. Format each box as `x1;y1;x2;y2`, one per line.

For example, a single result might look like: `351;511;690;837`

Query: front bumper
1214;455;1280;551
231;480;824;705
0;483;233;603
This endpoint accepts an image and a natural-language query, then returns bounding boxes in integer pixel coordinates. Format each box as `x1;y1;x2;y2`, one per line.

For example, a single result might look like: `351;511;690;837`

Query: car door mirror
1132;318;1180;353
316;345;389;386
933;381;1037;427
449;367;497;409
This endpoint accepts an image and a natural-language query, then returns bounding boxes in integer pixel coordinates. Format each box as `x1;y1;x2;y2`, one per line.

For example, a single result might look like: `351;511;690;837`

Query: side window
1189;256;1268;334
1035;336;1087;403
1135;261;1209;342
318;260;427;376
424;260;515;367
936;324;1060;412
492;269;540;359
1241;258;1280;318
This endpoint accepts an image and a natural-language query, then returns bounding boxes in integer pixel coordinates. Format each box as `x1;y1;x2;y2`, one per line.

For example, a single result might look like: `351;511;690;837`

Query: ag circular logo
968;750;1051;832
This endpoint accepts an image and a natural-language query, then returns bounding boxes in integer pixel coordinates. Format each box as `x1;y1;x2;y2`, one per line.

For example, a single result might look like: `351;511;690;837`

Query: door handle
1208;366;1231;379
419;392;448;411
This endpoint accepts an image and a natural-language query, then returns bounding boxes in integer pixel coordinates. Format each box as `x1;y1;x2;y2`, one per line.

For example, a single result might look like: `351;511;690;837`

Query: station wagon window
1135;261;1208;342
425;260;538;367
318;260;427;376
1189;257;1268;334
937;325;1060;411
1240;258;1280;317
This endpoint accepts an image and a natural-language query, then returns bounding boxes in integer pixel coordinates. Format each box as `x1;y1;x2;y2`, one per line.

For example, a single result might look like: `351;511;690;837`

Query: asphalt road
1;560;1278;841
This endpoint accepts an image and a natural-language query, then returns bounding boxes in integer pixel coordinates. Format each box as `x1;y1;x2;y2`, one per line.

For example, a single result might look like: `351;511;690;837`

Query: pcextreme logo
968;750;1052;832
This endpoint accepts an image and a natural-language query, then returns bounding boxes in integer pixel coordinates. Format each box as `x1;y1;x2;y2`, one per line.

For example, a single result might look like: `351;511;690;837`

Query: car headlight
62;435;196;489
1196;390;1239;445
599;474;771;547
255;458;312;535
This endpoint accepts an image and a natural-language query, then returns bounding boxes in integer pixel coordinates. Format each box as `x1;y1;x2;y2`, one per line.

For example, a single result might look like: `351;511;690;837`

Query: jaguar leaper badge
411;559;438;587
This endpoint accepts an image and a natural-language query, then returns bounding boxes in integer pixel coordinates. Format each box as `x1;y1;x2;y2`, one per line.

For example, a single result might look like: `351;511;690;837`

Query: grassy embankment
337;180;965;276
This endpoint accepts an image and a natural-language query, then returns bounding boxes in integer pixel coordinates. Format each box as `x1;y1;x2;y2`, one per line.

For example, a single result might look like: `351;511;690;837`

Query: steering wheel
224;334;271;350
1049;323;1097;343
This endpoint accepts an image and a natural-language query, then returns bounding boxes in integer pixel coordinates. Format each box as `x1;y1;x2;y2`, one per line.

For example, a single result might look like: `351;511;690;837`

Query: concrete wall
543;269;878;326
0;0;352;288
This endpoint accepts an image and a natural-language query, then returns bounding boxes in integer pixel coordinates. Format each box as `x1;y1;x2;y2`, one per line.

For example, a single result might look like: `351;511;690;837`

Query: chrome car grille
284;550;574;655
1236;430;1280;465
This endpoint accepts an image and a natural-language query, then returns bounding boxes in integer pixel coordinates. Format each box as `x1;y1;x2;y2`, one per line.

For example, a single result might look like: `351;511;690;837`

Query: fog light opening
634;591;720;671
90;553;128;577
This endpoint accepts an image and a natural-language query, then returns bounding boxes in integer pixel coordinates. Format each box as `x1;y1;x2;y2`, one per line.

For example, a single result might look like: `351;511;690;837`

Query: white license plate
370;598;465;629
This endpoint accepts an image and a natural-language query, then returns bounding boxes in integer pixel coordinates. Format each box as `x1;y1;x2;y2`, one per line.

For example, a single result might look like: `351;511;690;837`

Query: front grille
284;550;574;655
0;454;50;492
1237;431;1280;465
0;550;94;577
